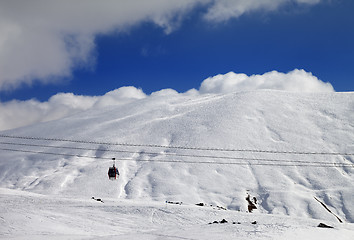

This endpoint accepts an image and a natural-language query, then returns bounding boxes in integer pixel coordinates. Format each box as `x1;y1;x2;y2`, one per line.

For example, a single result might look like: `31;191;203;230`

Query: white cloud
0;69;334;131
0;0;201;90
203;0;322;22
0;0;323;90
0;86;146;131
0;93;97;131
199;69;334;93
203;0;283;22
94;87;146;108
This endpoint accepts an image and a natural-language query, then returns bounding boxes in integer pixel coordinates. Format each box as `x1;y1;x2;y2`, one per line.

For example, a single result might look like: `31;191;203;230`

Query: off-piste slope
0;90;353;223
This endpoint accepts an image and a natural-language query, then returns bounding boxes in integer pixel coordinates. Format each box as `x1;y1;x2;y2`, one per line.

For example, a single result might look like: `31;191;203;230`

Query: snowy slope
1;90;354;238
1;187;353;240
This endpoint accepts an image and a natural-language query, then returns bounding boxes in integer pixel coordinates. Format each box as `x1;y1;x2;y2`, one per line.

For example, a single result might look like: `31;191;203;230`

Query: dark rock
246;194;257;213
167;201;182;205
220;219;228;223
318;223;334;228
217;206;227;210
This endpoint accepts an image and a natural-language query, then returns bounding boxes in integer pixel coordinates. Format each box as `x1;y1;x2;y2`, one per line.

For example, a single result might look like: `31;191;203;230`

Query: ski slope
1;90;354;239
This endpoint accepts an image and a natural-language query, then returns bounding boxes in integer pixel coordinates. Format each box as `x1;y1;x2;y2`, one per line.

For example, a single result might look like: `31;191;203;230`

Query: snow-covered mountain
1;90;353;239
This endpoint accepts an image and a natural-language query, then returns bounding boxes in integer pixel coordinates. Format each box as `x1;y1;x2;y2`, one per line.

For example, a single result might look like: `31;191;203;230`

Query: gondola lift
108;158;120;180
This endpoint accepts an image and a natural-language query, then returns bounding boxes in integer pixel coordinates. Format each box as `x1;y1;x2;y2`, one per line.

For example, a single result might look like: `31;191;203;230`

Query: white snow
1;90;353;239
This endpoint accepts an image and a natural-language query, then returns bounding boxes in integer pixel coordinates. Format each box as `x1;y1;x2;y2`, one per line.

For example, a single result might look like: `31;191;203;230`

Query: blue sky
0;0;353;103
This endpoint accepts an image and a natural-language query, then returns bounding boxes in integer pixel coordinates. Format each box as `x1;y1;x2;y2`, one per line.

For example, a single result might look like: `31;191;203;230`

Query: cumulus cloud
94;87;146;108
0;0;323;90
0;69;334;131
199;69;334;93
0;86;146;131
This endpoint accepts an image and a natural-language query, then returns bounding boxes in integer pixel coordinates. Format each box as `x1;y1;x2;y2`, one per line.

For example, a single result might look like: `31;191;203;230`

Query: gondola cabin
108;164;119;180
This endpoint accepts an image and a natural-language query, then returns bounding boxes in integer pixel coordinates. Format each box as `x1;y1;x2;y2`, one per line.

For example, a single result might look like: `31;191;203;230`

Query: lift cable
0;134;353;156
0;147;353;168
0;141;351;165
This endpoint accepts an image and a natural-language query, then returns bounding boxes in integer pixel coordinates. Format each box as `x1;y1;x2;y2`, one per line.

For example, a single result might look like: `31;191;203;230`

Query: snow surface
1;90;354;239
